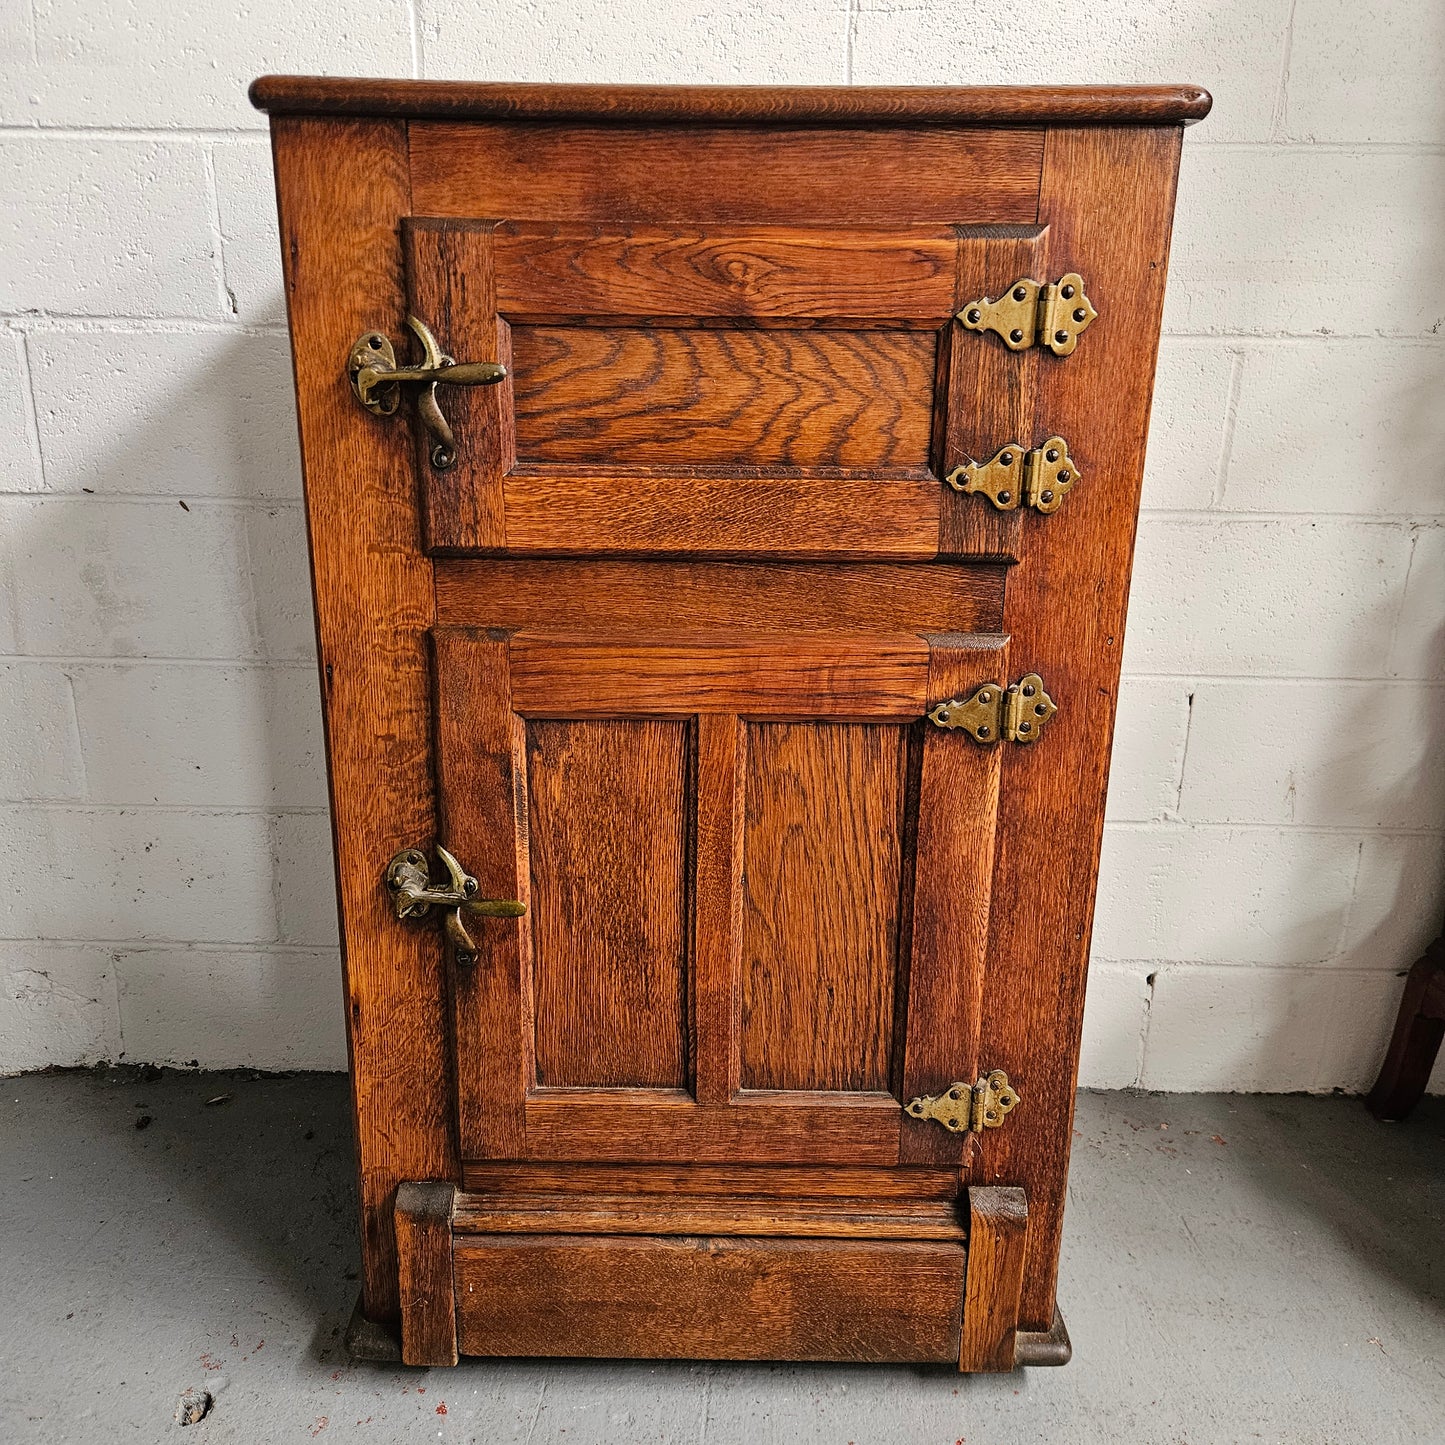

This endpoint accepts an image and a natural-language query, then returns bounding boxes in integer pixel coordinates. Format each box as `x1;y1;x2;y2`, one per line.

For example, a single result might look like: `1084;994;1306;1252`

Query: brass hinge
927;673;1057;745
958;274;1096;356
904;1071;1020;1134
946;436;1080;514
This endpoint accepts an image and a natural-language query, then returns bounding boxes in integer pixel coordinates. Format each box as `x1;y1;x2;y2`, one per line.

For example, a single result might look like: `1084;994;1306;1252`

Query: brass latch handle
385;845;525;965
347;316;507;471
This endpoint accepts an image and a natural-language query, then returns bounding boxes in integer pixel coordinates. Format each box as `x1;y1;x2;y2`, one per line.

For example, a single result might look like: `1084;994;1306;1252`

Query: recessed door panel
527;718;691;1089
740;721;912;1092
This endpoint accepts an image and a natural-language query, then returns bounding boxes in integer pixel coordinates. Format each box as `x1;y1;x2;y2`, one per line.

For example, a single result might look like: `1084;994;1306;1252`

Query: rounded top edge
248;76;1213;127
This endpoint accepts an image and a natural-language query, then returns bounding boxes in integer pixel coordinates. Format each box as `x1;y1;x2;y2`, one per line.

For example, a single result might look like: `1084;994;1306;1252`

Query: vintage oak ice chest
251;74;1209;1369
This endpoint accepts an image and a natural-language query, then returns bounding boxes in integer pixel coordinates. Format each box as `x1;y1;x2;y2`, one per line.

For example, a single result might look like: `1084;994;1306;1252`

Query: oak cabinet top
250;75;1212;128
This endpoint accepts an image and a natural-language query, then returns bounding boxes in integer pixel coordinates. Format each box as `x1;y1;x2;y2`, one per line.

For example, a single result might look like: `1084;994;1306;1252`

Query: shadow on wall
4;318;344;1073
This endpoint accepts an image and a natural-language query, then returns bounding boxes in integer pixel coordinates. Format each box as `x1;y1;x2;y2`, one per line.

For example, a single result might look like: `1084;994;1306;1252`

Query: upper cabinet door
404;219;1042;560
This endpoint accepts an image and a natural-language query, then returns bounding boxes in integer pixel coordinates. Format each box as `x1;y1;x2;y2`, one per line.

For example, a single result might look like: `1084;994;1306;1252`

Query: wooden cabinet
252;75;1209;1370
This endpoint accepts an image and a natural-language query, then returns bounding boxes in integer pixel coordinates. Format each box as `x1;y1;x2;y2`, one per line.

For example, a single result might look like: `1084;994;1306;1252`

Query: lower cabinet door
431;608;1009;1170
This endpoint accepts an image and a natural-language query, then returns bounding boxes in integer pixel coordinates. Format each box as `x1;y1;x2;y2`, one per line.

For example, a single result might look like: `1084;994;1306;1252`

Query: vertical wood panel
528;719;692;1088
740;722;909;1092
692;714;745;1104
432;630;532;1159
406;219;514;552
960;1185;1028;1372
395;1181;459;1367
898;636;1005;1167
938;228;1042;561
269;116;452;1327
978;126;1185;1329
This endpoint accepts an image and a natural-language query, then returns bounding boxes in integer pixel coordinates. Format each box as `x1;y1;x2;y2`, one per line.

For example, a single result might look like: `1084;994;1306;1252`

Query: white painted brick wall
0;1;1441;1094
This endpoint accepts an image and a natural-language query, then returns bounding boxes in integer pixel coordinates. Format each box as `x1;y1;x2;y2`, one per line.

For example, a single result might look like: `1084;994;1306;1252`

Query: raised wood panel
410;122;1044;225
526;719;691;1088
740;722;910;1092
493;224;960;318
498;472;940;559
434;558;1007;636
510;325;939;472
507;633;931;718
452;1234;966;1361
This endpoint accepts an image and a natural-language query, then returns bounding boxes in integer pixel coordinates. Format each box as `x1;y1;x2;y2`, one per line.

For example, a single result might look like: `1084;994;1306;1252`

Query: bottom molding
343;1296;401;1363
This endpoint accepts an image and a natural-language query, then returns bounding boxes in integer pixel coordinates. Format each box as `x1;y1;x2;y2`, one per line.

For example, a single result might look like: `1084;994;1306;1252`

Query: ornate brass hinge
927;674;1057;745
905;1071;1020;1134
958;274;1096;356
946;436;1080;514
385;845;525;965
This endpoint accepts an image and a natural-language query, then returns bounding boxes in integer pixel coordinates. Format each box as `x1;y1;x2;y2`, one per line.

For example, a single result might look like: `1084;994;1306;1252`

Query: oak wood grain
740;722;909;1091
452;1234;966;1361
452;1192;964;1240
431;630;532;1159
960;1185;1028;1372
973;126;1187;1331
510;324;938;472
498;472;940;559
395;1181;458;1367
269;116;453;1328
407;219;512;552
461;1163;959;1199
507;632;932;718
526;718;692;1088
410;122;1045;227
493;223;960;318
434;558;1006;636
254;76;1211;127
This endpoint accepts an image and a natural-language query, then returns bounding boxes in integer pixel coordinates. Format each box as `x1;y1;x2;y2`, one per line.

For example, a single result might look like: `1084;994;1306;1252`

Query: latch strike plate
958;274;1096;356
927;674;1057;745
947;436;1080;514
904;1071;1021;1134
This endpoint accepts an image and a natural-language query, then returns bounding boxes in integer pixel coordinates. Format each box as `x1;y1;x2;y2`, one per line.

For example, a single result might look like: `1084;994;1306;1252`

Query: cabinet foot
395;1181;459;1367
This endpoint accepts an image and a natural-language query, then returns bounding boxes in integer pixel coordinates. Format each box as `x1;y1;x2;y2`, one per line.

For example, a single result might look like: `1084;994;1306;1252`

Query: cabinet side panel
977;125;1184;1328
270;115;454;1325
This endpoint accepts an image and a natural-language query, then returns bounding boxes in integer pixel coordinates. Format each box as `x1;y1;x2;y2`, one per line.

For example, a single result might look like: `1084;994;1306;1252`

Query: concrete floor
1;1075;1442;1445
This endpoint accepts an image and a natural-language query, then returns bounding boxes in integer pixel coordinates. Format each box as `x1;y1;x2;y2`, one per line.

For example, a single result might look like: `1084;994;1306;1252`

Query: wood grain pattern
973;126;1188;1332
494;224;959;318
431;630;533;1160
526;719;692;1088
254;75;1212;127
960;1186;1028;1372
410;123;1044;226
691;713;745;1105
508;632;931;719
268;116;452;1328
407;220;513;552
519;1093;903;1164
461;1163;959;1199
395;1181;458;1367
498;472;940;558
510;325;938;472
434;558;1006;636
452;1192;964;1239
897;635;1006;1169
740;722;909;1091
938;227;1041;561
452;1234;966;1361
